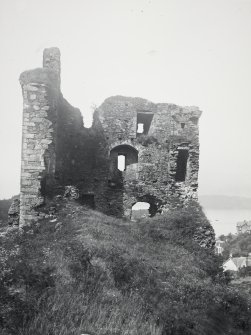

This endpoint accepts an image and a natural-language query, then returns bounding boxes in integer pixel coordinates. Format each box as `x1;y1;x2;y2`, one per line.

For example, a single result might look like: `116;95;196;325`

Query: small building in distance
223;254;251;272
236;220;251;234
215;239;225;255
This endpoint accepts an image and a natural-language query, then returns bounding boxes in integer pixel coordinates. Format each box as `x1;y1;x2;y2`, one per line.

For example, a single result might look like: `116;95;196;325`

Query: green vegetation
0;201;250;335
0;198;12;227
0;195;19;228
220;233;251;259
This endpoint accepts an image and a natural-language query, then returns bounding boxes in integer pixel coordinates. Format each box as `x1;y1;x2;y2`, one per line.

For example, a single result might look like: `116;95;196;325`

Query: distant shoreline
199;195;251;210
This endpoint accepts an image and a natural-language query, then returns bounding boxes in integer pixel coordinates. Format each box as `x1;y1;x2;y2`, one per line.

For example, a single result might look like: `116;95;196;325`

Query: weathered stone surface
8;199;20;226
43;47;61;79
18;48;203;225
19;54;60;226
92;96;202;217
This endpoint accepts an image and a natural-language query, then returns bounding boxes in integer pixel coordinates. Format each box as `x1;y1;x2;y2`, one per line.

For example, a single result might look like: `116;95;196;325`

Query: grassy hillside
0;200;250;335
0;195;19;227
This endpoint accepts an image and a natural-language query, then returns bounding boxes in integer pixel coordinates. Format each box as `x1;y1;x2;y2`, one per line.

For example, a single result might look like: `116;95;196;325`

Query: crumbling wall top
43;47;61;78
19;68;60;89
19;47;61;89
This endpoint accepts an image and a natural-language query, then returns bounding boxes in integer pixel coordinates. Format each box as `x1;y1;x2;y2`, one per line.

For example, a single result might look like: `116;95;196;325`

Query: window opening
137;123;144;134
79;194;95;209
175;149;189;182
110;145;138;172
137;112;154;136
118;154;126;171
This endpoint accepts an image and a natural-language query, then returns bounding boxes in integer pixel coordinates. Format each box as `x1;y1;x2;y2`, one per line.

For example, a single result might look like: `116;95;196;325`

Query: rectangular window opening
137;112;154;136
175;149;189;182
118;154;126;171
137;123;144;134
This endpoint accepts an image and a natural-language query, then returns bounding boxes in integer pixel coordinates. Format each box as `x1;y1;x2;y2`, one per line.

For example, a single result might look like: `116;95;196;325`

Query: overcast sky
0;0;251;199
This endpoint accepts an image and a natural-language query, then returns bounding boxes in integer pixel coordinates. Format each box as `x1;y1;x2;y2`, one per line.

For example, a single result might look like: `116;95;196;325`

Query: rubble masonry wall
19;48;202;225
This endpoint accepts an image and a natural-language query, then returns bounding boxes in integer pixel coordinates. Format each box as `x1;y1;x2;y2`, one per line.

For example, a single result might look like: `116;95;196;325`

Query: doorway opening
175;149;189;182
131;202;150;220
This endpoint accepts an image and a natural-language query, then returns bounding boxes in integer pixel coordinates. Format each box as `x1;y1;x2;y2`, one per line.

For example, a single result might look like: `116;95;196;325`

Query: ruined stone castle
19;48;202;226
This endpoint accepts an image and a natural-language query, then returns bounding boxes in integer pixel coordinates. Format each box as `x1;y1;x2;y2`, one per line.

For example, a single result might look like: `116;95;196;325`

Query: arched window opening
110;145;138;172
175;149;189;182
131;202;150;220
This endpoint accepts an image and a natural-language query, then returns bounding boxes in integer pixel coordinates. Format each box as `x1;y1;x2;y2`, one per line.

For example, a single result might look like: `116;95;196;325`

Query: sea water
203;208;251;237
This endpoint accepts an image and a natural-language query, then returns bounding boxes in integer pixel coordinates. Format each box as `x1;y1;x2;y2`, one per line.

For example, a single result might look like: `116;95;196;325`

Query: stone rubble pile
63;186;80;200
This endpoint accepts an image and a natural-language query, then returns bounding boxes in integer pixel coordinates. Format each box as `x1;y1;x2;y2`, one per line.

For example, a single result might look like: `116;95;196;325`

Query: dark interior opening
175;149;189;182
137;112;154;135
148;203;158;217
181;122;185;129
79;194;95;209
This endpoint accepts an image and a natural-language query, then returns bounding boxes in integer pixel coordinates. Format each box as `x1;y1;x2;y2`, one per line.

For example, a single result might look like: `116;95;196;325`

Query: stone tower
91;96;201;217
19;48;61;226
18;48;202;226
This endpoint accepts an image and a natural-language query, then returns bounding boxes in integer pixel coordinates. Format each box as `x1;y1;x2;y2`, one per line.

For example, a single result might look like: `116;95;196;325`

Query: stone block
24;133;35;138
26;84;38;91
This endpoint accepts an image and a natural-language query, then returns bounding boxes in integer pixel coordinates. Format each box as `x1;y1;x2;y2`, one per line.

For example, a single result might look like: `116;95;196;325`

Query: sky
0;0;251;200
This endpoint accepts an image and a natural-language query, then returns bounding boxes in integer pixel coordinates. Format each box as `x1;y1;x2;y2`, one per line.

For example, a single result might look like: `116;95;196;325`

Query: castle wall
55;96;96;195
92;96;202;217
19;48;97;225
19;68;60;225
18;48;202;225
